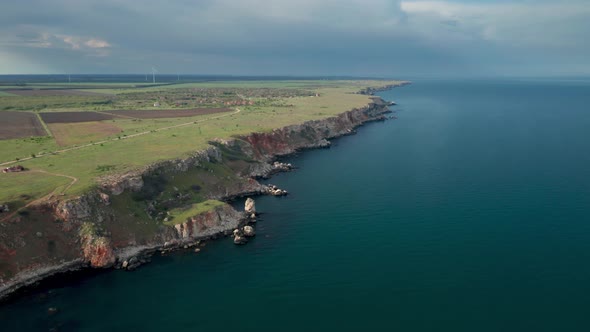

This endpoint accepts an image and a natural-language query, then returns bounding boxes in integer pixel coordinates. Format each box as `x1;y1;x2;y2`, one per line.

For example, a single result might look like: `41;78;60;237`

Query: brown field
103;108;232;119
5;89;110;96
40;111;116;123
0;111;47;139
47;121;122;146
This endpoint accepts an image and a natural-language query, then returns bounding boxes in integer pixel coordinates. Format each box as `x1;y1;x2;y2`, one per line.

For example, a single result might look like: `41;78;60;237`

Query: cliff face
242;104;388;161
0;98;392;300
174;204;243;240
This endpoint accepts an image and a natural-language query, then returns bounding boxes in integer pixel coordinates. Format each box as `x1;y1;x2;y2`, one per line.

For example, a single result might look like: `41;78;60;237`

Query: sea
1;78;590;331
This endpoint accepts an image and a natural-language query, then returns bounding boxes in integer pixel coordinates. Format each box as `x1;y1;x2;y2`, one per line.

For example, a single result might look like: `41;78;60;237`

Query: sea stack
245;197;256;214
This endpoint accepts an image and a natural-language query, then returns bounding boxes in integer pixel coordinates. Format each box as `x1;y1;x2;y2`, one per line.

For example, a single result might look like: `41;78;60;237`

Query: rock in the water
245;198;256;214
272;161;294;172
267;184;288;196
126;256;142;270
243;225;256;237
234;235;248;245
194;248;201;253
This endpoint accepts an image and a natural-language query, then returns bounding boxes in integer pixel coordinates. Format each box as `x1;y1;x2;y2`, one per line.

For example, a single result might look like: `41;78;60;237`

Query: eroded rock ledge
0;96;394;301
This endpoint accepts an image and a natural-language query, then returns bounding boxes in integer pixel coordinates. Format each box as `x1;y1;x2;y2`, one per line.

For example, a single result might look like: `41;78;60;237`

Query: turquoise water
2;79;590;331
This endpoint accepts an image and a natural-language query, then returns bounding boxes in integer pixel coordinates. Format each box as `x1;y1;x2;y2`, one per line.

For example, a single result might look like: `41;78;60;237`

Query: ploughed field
0;111;46;139
39;111;115;123
38;108;232;123
101;108;232;119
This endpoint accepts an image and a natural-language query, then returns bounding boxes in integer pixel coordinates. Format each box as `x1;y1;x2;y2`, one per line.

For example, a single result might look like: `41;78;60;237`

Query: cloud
85;39;110;49
0;0;588;76
18;33;112;56
400;0;590;49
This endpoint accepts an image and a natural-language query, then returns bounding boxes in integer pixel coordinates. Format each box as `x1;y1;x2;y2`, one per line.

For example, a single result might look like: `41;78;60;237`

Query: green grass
0;95;113;111
165;200;226;225
0;170;71;205
0;136;60;163
0;91;16;96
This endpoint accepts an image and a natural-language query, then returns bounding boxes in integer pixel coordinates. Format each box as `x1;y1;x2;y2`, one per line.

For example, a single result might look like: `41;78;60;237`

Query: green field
0;80;404;208
165;200;226;225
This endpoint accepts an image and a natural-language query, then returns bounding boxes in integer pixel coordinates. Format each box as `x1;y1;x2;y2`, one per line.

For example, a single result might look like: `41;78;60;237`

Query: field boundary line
35;112;53;137
96;110;139;120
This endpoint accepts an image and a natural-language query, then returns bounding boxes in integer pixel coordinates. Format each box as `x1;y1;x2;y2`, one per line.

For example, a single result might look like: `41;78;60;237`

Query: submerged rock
234;235;248;245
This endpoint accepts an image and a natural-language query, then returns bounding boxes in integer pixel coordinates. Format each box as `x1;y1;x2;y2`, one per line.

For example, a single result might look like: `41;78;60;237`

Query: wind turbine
151;66;158;84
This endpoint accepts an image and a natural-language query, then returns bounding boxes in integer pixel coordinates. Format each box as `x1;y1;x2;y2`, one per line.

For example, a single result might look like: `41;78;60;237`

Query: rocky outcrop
266;184;288;196
243;225;256;237
103;175;144;196
245;198;256;214
79;223;115;268
54;192;114;225
82;237;116;268
233;234;247;245
173;204;244;240
232;225;256;245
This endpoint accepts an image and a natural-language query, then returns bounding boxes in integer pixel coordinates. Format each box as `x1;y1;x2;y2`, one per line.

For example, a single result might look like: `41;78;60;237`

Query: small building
2;165;25;173
153;102;160;107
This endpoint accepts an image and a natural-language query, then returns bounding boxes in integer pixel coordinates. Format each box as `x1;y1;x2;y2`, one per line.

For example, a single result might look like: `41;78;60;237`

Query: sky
0;0;589;77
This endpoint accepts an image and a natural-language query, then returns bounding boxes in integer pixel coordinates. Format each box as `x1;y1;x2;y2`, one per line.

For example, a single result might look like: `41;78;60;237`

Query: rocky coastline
359;81;410;95
0;91;399;302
